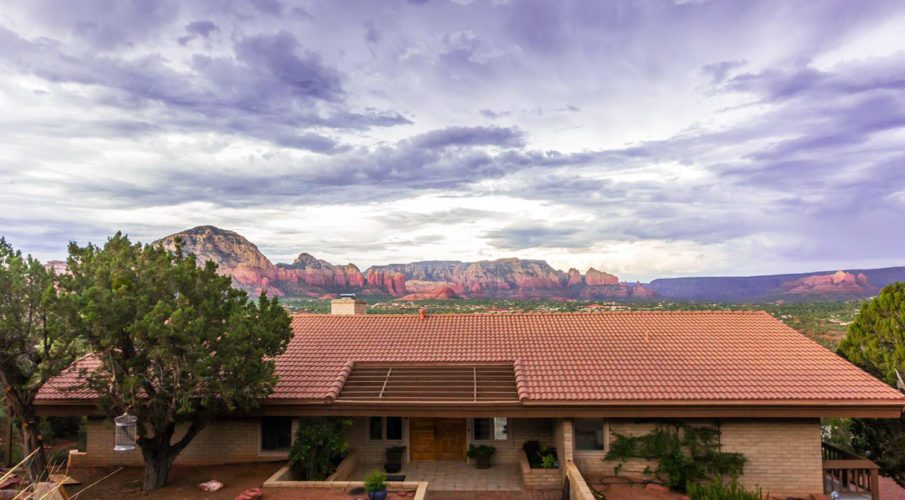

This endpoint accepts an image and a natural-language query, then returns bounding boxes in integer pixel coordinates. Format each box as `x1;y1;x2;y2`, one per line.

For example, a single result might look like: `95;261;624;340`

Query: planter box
263;460;429;500
519;450;562;490
327;450;358;481
265;449;358;482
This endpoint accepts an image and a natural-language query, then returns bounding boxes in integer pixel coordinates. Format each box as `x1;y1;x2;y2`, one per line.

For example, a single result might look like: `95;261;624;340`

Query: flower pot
385;447;405;472
368;490;388;500
475;455;492;469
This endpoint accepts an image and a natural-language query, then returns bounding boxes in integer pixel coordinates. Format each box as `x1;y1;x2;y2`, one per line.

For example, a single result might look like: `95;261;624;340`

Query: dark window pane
386;417;403;440
473;418;492;440
369;417;383;440
574;418;604;451
261;417;292;451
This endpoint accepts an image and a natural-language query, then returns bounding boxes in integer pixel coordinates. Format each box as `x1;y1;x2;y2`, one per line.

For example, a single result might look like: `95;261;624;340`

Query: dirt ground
65;462;283;499
881;476;905;500
590;481;686;500
58;463;905;500
64;463;423;500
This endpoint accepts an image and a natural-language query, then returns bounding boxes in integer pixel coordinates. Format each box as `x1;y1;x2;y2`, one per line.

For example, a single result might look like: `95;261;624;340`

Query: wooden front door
409;418;466;461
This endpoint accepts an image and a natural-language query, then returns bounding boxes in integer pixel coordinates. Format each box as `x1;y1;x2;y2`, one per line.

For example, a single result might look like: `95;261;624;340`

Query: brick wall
720;418;822;497
80;416;290;466
572;418;823;499
553;418;573;463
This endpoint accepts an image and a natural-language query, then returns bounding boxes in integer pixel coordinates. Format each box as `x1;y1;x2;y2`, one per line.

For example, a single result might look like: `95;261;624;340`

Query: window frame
573;418;607;452
472;417;509;442
259;416;293;453
366;416;405;442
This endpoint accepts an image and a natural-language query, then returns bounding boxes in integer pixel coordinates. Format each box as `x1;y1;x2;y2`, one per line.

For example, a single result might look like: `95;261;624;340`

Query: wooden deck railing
822;442;880;500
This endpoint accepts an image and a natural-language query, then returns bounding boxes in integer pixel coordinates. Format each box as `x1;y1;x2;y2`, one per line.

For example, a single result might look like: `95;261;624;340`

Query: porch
822;442;881;500
348;461;525;491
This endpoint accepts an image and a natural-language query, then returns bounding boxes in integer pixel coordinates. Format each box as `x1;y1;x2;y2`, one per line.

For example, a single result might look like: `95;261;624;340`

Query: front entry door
410;418;466;461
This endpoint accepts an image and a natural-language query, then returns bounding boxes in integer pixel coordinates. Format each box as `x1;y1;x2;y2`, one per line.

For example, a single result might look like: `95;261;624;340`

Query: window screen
574;418;605;450
261;417;292;451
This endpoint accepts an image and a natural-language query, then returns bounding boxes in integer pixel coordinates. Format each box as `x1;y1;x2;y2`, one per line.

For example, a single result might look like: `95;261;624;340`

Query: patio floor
349;461;524;491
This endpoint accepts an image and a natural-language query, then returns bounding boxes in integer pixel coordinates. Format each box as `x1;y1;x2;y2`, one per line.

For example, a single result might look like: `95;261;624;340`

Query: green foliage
837;282;905;487
523;440;559;468
604;424;746;491
0;237;79;480
60;233;293;490
288;417;352;480
364;469;387;493
686;480;763;500
821;418;854;452
467;444;496;458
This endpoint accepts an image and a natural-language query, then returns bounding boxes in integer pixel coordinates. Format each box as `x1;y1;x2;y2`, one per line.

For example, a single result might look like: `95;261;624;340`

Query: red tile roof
38;311;905;406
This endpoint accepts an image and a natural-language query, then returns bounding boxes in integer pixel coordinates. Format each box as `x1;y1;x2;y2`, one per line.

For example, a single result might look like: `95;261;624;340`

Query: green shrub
523;441;559;468
288;417;353;480
364;469;387;492
686;480;762;500
46;416;83;441
467;444;496;458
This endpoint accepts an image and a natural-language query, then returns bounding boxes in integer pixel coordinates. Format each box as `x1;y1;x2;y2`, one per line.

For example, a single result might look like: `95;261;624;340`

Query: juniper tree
0;238;77;481
837;282;905;486
62;233;291;490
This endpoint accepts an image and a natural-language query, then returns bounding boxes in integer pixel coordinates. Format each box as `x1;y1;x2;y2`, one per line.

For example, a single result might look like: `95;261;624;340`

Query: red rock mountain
153;226;651;300
778;271;877;297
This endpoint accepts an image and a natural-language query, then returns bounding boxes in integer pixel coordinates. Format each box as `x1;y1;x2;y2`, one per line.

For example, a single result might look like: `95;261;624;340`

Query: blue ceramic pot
368;489;388;500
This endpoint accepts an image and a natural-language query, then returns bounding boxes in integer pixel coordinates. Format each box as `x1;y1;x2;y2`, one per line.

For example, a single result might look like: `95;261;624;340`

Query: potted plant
467;444;496;469
385;445;406;473
364;469;388;500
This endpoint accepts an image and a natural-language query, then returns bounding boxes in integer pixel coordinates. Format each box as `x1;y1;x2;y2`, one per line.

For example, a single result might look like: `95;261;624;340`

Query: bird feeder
113;412;138;452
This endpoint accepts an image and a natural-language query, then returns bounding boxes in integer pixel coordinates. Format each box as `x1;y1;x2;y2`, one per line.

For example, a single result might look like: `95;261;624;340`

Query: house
36;298;905;497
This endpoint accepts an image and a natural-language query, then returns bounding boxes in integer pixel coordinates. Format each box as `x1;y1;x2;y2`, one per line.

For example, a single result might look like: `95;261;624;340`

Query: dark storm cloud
0;25;408;152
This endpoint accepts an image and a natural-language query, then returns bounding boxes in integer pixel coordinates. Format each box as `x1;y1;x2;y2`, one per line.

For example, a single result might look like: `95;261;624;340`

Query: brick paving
428;491;560;500
351;461;524;491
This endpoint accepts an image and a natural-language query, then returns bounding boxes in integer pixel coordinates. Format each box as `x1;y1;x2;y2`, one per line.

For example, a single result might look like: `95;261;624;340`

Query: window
574;418;605;451
386;417;403;440
369;417;383;440
473;417;508;441
369;416;404;441
260;417;292;451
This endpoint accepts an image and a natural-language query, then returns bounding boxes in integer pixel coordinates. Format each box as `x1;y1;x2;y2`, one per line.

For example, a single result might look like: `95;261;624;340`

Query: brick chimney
331;295;368;315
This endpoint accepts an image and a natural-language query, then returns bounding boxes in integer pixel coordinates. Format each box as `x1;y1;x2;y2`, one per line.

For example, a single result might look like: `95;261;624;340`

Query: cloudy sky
1;0;904;281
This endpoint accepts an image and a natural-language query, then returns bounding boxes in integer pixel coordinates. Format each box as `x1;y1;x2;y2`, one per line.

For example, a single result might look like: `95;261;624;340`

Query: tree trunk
142;452;174;491
140;438;176;491
137;418;207;491
21;417;48;482
3;390;48;482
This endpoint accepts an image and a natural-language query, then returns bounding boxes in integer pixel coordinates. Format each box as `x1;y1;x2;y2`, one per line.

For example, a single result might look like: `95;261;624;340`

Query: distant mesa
152;225;653;301
778;271;877;297
151;225;905;303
